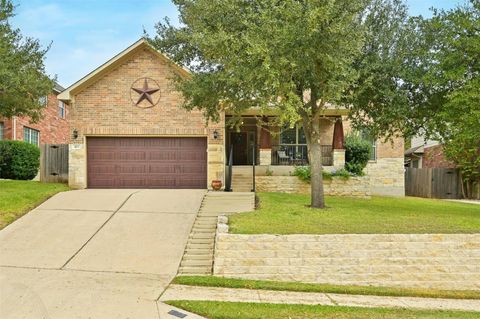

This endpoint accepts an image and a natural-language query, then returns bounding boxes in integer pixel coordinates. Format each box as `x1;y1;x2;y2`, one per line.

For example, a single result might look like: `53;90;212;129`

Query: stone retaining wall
255;176;370;198
214;219;480;290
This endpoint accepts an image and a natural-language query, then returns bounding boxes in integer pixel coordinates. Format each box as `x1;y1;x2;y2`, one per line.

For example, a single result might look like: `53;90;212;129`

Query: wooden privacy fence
405;168;461;199
40;144;68;183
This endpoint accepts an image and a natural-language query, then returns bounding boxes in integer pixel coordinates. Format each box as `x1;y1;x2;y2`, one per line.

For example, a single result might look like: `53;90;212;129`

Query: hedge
0;141;40;180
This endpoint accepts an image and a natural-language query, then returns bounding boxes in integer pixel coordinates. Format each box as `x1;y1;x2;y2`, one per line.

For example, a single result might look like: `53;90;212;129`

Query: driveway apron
0;189;206;319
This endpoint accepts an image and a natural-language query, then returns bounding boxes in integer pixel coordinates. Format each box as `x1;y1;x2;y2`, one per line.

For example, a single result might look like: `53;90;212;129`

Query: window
0;122;3;140
361;130;377;161
280;123;306;144
58;100;65;118
39;95;48;106
24;127;39;146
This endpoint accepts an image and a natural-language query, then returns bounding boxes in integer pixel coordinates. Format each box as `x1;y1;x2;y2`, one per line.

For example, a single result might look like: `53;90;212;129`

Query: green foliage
0;0;54;120
0;141;40;180
293;166;311;182
348;1;480;198
421;2;480;198
293;166;353;182
344;134;372;175
265;168;273;176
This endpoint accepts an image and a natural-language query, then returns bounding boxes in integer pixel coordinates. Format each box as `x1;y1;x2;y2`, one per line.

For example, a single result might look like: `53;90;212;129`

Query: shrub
344;133;372;175
293;166;311;182
293;166;353;182
0;141;40;180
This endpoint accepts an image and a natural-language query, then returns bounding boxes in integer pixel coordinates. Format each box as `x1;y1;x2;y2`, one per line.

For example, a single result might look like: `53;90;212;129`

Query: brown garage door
87;137;207;189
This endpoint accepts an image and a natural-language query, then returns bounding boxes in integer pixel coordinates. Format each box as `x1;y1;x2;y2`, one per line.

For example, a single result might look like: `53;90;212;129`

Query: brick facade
67;45;224;189
0;91;69;144
423;144;456;168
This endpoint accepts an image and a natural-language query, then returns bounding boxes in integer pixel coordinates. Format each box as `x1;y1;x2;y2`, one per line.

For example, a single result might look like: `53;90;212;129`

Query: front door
230;132;248;165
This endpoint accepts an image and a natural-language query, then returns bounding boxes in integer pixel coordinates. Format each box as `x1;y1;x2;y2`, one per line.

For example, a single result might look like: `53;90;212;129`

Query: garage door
87;137;207;189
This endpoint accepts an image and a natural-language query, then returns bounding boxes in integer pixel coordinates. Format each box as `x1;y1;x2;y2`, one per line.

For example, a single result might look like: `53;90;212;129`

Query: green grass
0;180;70;229
229;193;480;234
172;276;480;300
166;301;479;319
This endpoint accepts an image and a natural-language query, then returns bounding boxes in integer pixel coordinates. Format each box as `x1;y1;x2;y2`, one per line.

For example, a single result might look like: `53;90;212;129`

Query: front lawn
172;276;480;300
229;193;480;234
166;301;479;319
0;180;69;229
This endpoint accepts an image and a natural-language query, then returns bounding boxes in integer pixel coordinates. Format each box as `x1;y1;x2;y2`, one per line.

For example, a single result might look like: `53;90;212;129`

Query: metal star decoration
132;78;160;106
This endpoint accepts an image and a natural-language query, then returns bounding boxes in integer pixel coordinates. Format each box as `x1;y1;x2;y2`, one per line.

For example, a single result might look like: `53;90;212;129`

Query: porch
225;116;346;168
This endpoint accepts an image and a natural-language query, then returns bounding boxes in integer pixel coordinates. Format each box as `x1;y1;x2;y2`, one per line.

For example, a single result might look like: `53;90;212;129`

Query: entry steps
178;191;255;275
231;166;254;192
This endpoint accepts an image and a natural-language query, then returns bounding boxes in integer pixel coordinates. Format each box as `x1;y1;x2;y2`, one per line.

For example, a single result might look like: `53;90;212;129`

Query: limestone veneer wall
214;221;480;290
255;176;370;198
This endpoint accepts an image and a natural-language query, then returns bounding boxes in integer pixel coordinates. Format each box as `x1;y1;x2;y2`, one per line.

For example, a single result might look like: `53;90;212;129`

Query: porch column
259;116;272;165
332;117;345;168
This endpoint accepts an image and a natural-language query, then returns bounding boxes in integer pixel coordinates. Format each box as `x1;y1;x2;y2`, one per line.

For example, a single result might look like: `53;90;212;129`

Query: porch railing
271;144;333;166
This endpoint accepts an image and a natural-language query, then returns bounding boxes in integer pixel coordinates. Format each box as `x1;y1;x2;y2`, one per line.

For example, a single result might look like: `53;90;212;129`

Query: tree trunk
303;116;325;208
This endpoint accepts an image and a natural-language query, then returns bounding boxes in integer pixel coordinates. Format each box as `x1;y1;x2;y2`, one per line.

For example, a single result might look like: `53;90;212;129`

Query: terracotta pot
211;180;222;191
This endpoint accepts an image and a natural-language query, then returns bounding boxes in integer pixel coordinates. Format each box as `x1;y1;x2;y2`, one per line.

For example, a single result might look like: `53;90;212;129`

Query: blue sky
11;0;465;87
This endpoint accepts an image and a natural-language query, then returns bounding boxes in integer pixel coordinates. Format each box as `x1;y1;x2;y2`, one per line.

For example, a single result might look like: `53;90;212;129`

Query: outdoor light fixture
213;129;219;140
72;129;79;140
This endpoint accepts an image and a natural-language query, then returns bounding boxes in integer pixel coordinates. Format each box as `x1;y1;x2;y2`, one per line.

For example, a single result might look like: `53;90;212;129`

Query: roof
53;82;64;94
58;38;190;101
404;145;424;156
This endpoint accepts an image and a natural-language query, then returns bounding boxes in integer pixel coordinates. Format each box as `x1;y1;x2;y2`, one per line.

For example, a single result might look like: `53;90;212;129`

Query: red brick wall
423;144;456;168
69;47;224;145
0;92;69;144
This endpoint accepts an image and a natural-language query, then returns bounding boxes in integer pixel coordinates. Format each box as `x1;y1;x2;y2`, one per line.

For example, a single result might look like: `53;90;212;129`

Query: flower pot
211;180;222;191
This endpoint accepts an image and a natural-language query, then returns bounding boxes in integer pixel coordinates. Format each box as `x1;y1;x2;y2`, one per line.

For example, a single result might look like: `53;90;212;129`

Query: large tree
0;0;54;121
150;0;416;208
350;0;480;198
420;1;480;198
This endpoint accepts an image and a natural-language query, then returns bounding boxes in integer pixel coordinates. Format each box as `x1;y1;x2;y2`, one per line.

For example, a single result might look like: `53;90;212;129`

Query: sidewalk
160;284;480;313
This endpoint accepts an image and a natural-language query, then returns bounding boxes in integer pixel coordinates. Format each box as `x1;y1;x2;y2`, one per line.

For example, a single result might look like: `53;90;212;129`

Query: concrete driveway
0;189;206;319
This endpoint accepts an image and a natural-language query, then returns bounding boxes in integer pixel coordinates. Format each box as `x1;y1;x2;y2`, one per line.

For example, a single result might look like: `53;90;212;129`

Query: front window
24;127;39;146
361;130;377;161
39;95;48;106
58;101;65;118
280;123;306;144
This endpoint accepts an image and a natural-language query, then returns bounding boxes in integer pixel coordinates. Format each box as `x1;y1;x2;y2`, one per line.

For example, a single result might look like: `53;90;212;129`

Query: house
59;39;404;196
404;135;455;169
0;83;69;146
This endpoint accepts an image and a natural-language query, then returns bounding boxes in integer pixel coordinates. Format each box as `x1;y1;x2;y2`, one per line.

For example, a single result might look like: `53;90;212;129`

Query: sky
11;0;465;88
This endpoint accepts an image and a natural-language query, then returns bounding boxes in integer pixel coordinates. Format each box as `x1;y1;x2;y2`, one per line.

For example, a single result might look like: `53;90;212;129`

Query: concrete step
188;236;215;244
186;243;214;250
178;267;212;275
181;254;213;262
180;259;213;267
183;249;213;256
191;229;216;234
189;232;215;241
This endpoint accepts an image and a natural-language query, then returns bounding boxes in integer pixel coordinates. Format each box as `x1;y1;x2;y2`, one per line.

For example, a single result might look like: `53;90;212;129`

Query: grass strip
166;301;479;319
172;276;480;300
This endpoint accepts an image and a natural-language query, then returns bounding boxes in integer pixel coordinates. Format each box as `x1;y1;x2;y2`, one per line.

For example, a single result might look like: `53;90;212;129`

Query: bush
344;133;372;176
293;166;353;182
0;141;40;180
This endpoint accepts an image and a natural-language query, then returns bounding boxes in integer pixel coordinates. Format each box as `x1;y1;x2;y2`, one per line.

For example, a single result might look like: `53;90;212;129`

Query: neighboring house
59;39;404;196
405;135;455;169
0;83;69;146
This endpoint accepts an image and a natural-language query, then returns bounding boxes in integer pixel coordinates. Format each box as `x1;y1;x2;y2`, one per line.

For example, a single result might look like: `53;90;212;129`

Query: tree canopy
0;0;54;121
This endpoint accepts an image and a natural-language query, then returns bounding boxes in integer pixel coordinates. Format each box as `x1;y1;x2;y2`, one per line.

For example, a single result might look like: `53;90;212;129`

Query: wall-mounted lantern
213;129;219;140
72;129;79;140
